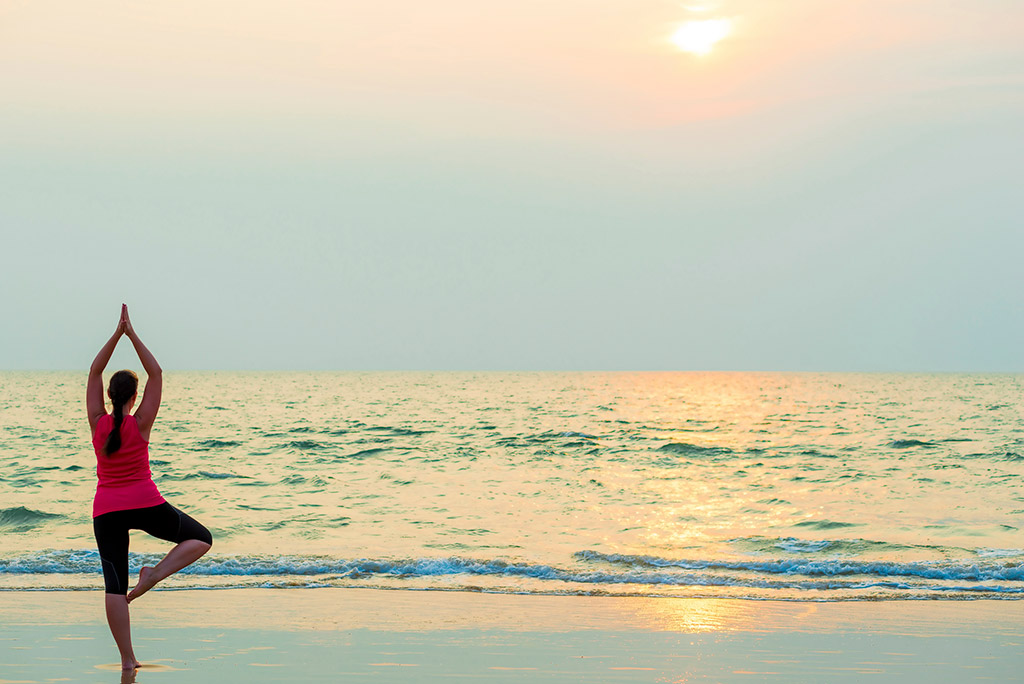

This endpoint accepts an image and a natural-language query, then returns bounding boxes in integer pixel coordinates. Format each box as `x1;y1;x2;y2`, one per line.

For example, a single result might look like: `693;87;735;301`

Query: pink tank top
92;413;166;517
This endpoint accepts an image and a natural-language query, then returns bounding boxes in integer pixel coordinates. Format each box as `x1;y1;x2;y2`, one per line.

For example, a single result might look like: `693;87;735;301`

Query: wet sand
2;589;1023;682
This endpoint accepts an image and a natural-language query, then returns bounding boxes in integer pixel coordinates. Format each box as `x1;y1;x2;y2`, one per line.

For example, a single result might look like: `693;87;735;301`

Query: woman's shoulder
91;412;111;441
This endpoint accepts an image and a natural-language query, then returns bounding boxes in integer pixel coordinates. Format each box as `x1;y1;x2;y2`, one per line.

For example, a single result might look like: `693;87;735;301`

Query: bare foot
127;566;158;603
121;662;140;683
122;658;140;670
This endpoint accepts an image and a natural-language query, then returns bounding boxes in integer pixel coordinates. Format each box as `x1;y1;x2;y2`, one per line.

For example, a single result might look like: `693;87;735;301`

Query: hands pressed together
117;303;136;338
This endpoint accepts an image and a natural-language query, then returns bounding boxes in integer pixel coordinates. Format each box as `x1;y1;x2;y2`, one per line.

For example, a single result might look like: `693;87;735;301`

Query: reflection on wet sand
633;596;764;633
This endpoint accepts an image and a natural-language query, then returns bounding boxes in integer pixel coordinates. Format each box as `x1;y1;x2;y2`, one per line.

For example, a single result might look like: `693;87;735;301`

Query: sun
672;19;732;56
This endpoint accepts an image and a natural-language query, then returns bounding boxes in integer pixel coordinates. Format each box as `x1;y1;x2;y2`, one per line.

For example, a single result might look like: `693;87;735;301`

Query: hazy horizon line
3;368;1021;375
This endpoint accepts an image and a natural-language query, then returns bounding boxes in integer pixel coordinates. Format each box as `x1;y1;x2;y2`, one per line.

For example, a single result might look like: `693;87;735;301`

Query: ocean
1;371;1022;601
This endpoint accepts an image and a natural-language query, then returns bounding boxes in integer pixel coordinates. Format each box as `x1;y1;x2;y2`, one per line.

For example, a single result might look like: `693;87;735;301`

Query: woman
87;304;213;671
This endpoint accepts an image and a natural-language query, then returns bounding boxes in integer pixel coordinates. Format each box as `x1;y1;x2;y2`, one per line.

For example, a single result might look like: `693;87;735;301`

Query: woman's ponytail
104;370;139;456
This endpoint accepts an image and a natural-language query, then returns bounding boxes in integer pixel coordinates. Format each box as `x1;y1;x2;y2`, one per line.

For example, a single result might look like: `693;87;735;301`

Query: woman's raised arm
87;308;126;432
123;306;163;434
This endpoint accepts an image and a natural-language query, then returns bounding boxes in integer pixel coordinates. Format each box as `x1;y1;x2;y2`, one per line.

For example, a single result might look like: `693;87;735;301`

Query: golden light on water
672;19;732;56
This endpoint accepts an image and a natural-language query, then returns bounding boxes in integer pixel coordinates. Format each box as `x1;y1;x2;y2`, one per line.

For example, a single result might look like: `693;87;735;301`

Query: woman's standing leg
104;595;138;669
94;512;139;670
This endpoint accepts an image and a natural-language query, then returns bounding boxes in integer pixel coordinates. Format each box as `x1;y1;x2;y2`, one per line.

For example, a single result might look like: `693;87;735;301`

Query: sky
1;0;1022;371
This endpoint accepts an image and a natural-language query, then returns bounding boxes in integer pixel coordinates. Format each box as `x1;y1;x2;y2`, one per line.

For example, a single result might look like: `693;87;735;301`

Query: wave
190;439;243;450
656;442;733;458
793;520;860;530
887;439;934;449
285;440;330;451
773;538;834;553
494;430;602;448
575;550;1024;582
561;431;599;440
731;536;924;556
366;426;433;437
3;550;1024;599
198;471;245;479
339;448;389;459
159;471;248;481
976;548;1024;558
0;507;63;528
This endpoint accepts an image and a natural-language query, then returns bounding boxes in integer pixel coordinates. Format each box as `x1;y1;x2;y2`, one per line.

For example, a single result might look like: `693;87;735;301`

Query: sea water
1;371;1022;600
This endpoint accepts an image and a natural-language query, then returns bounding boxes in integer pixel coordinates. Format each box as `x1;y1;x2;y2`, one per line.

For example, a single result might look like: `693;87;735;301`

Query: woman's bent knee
191;531;212;548
186;538;212;554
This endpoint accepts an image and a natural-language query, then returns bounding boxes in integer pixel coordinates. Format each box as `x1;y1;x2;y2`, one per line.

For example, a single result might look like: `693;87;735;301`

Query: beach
4;0;1020;674
3;588;1024;682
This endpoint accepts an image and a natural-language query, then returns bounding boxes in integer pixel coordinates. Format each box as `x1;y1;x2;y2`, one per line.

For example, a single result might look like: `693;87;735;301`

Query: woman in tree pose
87;304;213;671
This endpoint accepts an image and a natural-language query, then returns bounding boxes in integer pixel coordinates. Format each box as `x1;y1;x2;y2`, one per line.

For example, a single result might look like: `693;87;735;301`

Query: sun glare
672;19;732;56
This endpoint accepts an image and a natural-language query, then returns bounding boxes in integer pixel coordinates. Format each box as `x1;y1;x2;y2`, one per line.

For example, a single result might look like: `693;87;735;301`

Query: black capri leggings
93;502;213;595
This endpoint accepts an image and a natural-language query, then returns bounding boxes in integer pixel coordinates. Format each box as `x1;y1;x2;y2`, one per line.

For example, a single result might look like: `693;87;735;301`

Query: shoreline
4;588;1024;682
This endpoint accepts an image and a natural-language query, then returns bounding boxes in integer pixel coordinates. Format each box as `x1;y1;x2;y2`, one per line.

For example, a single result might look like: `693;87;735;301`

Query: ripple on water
338;448;390;460
284;440;330;451
793;520;861;531
190;439;244;450
158;471;249;482
887;439;934;449
656;442;733;458
366;426;434;437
